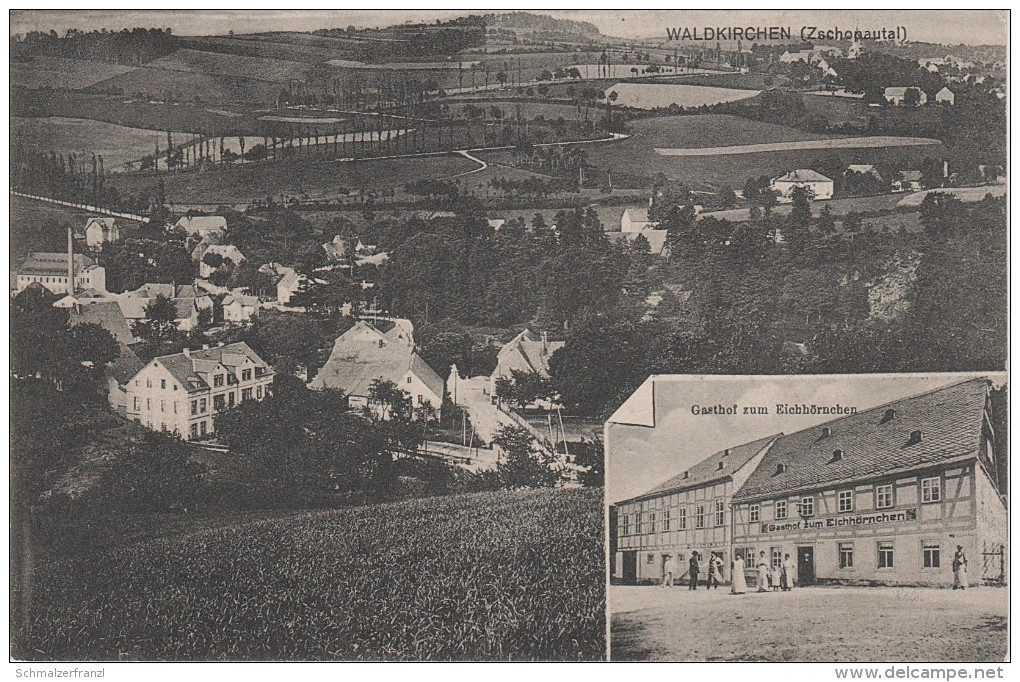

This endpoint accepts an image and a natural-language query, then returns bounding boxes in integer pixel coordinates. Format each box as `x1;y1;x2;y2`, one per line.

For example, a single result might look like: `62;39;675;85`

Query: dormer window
682;471;689;479
821;427;831;438
908;430;923;445
213;375;225;388
776;463;787;474
723;448;730;456
833;449;844;461
717;461;725;470
881;408;897;424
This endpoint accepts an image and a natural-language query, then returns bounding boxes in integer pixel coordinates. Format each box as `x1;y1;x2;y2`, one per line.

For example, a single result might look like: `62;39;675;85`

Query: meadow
12;116;187;169
605;83;760;110
10;56;138;90
13;487;605;661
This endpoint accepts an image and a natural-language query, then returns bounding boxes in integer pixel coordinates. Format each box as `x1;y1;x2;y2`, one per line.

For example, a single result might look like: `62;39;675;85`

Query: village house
309;319;444;417
935;87;955;105
222;292;261;323
612;432;779;585
491;328;565;386
779;49;813;64
175;215;228;239
67;300;136;346
893;170;924;192
84;217;121;249
124;342;274;440
259;263;307;304
730;379;1006;587
117;283;213;335
322;234;349;262
771;169;834;202
192;243;247;278
620;207;658;233
884;87;928;106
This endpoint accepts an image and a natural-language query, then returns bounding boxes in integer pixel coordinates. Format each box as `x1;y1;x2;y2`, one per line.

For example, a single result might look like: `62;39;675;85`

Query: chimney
182;347;191;358
943;159;949;179
541;331;548;354
66;225;74;295
683;471;689;479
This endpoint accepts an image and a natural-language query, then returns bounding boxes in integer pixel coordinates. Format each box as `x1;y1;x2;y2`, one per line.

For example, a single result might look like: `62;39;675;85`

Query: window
749;504;760;522
242;369;252;381
775;500;788;519
923;543;940;569
256;386;263;399
878;541;894;569
173;401;179;414
190;424;198;438
242;388;253;401
838;490;854;513
771;547;782;569
191;400;198;416
160;399;166;413
647;553;655;565
714;499;725;527
695;505;705;529
146;398;152;411
839;542;854;569
173;384;178;391
213;395;226;411
199;421;207;436
214;375;225;388
799;496;814;517
407;376;413;384
200;398;207;413
663;509;671;532
228;392;235;407
678;507;687;530
133;397;141;411
146;378;152;388
161;379;166;389
876;484;894;509
648;511;657;534
635;512;643;535
160;422;167;432
622;514;630;536
921;477;941;503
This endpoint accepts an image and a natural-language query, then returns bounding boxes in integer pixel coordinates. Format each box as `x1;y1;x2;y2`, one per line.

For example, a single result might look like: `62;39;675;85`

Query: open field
13;488;605;661
576;115;943;188
897;184;1007;206
86;65;285;105
611;585;1007;662
108;154;477;205
147;48;315;82
655;135;942;157
11;56;138;90
447;100;585;121
606;83;760;110
12;116;185;169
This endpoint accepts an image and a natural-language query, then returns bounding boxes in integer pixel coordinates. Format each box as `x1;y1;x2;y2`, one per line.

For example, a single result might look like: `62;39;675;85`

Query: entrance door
797;546;815;586
622;551;638;584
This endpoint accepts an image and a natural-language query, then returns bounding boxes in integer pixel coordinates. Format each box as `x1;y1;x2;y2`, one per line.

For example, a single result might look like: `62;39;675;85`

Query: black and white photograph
6;8;1009;669
607;373;1009;662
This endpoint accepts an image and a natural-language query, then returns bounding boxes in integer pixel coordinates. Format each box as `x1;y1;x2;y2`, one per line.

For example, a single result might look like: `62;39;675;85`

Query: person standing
953;545;968;590
662;554;678;589
709;553;724;590
688;552;701;590
756;551;770;593
731;554;747;594
781;553;795;591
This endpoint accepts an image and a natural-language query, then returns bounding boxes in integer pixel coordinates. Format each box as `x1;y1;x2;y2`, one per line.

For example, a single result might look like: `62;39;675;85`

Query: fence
11;190;150;223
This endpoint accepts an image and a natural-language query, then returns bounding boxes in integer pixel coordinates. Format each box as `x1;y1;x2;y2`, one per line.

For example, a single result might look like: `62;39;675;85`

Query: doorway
622;551;637;584
797;546;815;586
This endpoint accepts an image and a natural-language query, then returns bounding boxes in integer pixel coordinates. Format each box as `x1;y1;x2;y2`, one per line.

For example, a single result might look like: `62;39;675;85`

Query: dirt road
610;585;1008;662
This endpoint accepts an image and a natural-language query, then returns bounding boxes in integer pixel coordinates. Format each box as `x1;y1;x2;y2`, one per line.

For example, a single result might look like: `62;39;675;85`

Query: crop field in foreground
12;487;605;661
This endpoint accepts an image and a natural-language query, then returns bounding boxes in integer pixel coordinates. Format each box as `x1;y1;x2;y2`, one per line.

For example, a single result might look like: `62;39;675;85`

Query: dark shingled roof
733;379;990;503
68;301;135;346
620;434;780;505
152;342;272;394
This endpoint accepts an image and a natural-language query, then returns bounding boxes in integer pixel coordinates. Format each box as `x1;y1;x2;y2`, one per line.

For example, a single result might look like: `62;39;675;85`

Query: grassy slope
13;487;605;661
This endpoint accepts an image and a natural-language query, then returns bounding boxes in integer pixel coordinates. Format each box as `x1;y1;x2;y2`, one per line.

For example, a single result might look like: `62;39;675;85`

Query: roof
68;301;135;345
899;170;923;181
309;321;443;401
621;434;781;505
116;295;198;321
773;169;833;184
493;328;564;379
176;216;227;233
732;379;991;503
123;283;174;298
85;217;117;233
223;292;259;307
107;343;145;385
18;252;94;276
847;164;876;173
623;207;651;223
884;87;923;97
148;342;272;394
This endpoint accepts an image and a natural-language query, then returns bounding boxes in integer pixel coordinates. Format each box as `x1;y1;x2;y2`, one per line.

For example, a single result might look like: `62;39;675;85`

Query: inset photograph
607;374;1007;662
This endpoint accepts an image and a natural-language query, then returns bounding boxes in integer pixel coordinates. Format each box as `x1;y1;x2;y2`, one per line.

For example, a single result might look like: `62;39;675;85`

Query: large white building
771;169;834;202
125;342;274;440
14;252;107;296
84;217;121;249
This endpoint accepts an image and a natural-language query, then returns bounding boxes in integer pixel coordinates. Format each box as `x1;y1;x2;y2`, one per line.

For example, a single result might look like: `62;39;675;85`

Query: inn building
730;379;1007;587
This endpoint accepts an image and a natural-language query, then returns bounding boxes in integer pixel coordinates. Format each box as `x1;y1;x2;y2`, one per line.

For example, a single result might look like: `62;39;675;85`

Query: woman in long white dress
756;551;770;592
731;555;747;594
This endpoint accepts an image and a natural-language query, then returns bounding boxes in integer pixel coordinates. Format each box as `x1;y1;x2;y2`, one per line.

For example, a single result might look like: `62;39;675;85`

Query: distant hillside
486;12;601;38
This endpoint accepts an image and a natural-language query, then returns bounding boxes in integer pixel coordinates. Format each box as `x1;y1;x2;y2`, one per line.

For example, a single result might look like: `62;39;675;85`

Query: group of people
732;550;796;594
661;550;796;594
661;551;725;590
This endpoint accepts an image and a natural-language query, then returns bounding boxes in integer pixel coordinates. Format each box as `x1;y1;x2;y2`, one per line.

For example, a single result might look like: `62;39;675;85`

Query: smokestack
66;225;74;295
943;160;949;179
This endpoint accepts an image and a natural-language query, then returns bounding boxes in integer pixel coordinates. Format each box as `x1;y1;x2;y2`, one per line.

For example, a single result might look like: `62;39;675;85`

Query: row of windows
137;369;258;393
134;397;181;413
836;541;942;570
135;386;264;414
747;478;942;522
622;499;726;535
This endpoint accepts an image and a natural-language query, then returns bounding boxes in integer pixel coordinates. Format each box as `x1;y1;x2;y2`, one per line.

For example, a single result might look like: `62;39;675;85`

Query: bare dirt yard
610;585;1007;662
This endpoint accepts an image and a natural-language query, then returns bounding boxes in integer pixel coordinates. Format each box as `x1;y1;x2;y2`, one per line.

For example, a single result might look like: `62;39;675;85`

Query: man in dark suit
688;552;701;590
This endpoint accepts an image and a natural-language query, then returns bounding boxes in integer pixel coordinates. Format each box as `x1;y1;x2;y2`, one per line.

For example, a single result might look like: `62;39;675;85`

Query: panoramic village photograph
7;9;1008;663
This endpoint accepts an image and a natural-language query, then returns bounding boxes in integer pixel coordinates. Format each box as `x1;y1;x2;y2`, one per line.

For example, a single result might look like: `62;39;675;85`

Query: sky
606;373;1006;503
10;10;1008;45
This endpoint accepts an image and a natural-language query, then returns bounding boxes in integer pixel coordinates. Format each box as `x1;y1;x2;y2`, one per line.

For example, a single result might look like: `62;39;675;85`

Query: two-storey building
125;342;274;440
731;379;1006;587
613;434;779;585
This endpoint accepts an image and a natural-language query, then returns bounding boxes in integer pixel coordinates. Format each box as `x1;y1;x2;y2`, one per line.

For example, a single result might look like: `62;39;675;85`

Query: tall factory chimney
66;225;75;295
